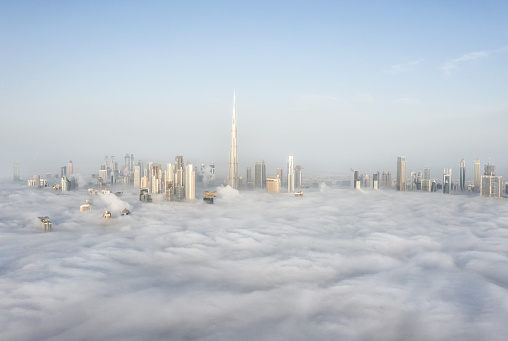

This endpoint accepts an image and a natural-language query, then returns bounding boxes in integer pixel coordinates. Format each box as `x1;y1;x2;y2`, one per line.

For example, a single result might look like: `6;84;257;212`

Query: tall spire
228;90;239;189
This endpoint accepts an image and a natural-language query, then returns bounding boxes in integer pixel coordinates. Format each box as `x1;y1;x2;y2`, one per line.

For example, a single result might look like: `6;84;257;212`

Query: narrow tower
288;155;294;193
397;156;406;191
228;90;239;189
460;158;466;191
474;155;480;192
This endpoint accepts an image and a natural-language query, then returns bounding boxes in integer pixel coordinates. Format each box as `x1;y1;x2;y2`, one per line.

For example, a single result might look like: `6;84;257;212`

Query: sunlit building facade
396;157;406;191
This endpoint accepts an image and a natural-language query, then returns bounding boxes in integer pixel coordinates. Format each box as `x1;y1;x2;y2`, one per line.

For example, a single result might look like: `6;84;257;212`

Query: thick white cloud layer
1;182;508;340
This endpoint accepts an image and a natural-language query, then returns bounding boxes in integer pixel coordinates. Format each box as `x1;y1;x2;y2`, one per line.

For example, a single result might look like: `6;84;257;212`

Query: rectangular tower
288;155;294;193
397;156;406;191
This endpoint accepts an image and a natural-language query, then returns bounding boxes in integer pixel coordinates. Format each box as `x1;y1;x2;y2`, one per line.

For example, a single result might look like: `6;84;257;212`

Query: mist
1;182;508;340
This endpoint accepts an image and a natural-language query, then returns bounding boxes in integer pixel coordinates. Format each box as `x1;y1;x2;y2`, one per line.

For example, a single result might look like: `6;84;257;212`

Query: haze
1;2;508;178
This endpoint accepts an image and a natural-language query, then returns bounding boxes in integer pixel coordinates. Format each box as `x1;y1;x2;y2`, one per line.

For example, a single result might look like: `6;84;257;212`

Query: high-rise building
372;172;379;189
287;155;294;193
380;171;391;188
410;171;417;191
480;161;502;198
60;166;67;178
228;91;239;189
133;166;141;188
266;176;280;193
68;161;73;176
174;155;185;201
474;155;480;192
459;158;466;191
254;162;265;189
149;163;163;194
443;168;452;194
352;169;360;189
61;176;71;191
13;161;20;181
396;157;406;191
276;168;283;187
33;175;40;188
185;163;195;200
295;165;303;189
423;167;430;180
247;167;252;185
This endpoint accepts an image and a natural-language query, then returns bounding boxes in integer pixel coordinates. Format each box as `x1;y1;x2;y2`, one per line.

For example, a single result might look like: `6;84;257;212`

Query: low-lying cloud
1;182;508;340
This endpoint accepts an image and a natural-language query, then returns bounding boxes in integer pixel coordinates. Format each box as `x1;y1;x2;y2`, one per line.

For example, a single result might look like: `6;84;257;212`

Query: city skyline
1;2;507;178
2;3;508;339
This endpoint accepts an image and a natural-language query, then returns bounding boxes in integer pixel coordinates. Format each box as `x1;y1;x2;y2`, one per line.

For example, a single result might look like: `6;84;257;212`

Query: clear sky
1;1;507;179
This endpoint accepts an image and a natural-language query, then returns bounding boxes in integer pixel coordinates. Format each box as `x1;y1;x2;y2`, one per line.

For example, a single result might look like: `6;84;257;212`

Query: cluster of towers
227;91;303;193
394;155;503;197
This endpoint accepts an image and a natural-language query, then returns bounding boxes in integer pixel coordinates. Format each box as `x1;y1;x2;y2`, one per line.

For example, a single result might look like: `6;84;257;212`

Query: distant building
60;166;67;178
13;161;20;181
61;176;71;191
480;162;502;198
443;169;452;194
460;158;466;191
397;156;406;191
185;163;196;200
38;216;52;231
133;165;141;188
276;168;283;187
287;155;294;193
228;91;239;189
372;172;379;189
246;167;254;189
80;204;91;212
68;161;73;176
380;171;392;189
474;155;481;192
295;165;303;189
174;155;185;200
266;176;281;193
149;163;163;194
139;188;152;202
255;162;266;189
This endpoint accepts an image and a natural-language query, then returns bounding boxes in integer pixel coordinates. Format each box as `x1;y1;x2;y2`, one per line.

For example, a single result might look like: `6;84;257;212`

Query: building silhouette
481;162;502;198
443;168;452;194
228;91;239;189
288;155;294;193
474;155;480;192
295;165;303;189
396;157;406;191
460;158;466;191
255;162;266;189
185;163;196;200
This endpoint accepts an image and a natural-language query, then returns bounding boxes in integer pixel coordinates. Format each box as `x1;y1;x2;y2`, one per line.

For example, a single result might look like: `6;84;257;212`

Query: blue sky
1;1;507;178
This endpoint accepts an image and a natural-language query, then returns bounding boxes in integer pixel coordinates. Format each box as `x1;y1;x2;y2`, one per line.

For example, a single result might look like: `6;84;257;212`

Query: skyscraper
228;91;239;189
460;158;466;191
266;177;281;193
276;168;283;187
372;172;379;189
174;155;185;201
185;163;195;200
254;162;265;189
13;161;20;181
396;156;406;191
294;165;303;189
287;155;294;193
443;168;452;194
133;165;141;188
480;162;502;198
68;161;73;176
474;155;480;192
